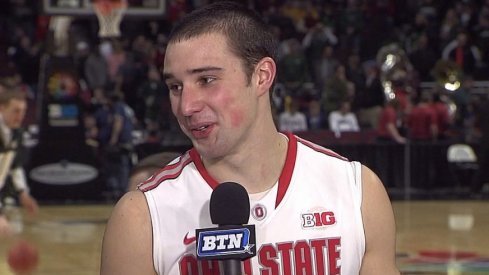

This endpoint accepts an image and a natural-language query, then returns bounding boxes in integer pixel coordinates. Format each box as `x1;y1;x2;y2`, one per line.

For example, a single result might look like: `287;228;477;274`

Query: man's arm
109;113;123;146
387;123;406;144
101;191;156;275
18;190;39;215
360;165;400;275
11;167;39;215
0;214;13;237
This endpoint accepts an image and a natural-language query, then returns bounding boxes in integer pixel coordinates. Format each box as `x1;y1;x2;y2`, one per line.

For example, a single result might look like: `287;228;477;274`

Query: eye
199;76;216;85
167;82;183;94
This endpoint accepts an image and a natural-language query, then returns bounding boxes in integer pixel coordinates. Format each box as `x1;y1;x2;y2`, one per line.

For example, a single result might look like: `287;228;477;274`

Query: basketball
7;239;39;274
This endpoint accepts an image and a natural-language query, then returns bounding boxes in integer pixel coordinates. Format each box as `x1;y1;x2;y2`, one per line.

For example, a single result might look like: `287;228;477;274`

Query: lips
189;123;214;139
193;125;209;131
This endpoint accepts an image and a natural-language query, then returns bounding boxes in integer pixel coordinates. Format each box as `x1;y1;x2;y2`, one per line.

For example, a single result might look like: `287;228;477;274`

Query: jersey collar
189;132;297;208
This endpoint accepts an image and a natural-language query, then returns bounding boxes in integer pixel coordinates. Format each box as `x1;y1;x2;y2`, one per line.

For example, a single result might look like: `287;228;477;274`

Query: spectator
93;90;136;200
106;40;126;83
442;29;482;75
353;61;385;129
406;92;438;141
305;98;326;130
312;44;339;92
278;96;308;133
328;100;360;136
277;38;311;95
152;33;168;69
73;41;90;81
409;32;439;81
472;11;489;77
345;53;365;94
377;99;407;144
321;64;351;114
136;66;170;140
10;33;41;89
404;11;439;55
302;23;337;52
451;74;474;129
439;8;461;47
431;91;453;140
84;43;109;91
302;22;338;79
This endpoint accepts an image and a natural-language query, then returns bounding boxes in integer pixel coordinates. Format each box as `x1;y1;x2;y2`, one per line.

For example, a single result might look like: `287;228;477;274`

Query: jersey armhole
143;191;161;274
350;160;367;260
351;161;363;206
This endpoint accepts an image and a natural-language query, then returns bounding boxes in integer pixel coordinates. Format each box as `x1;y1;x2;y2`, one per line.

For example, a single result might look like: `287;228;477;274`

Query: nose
179;86;204;117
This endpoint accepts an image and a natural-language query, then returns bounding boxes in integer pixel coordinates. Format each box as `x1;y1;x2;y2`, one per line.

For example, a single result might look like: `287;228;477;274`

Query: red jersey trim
138;152;193;192
189;148;219;189
296;136;349;161
275;132;297;208
185;133;298;209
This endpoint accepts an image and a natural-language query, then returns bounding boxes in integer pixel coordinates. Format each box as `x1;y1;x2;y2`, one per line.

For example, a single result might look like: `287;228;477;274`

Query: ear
254;57;276;97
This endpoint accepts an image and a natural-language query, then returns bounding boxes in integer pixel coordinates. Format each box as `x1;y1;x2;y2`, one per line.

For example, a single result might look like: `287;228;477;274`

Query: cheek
229;110;245;128
169;96;180;115
221;94;246;128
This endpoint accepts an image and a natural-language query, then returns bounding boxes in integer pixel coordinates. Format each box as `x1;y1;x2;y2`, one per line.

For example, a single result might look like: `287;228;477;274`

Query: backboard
43;0;166;17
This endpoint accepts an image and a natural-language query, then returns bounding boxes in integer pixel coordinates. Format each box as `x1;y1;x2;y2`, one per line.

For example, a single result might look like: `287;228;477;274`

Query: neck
203;124;288;194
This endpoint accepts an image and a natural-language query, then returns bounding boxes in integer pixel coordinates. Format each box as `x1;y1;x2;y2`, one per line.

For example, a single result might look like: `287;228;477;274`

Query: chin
195;144;226;159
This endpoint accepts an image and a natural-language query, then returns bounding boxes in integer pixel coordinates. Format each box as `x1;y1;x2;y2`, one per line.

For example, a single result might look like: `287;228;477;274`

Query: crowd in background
0;0;488;199
0;0;488;147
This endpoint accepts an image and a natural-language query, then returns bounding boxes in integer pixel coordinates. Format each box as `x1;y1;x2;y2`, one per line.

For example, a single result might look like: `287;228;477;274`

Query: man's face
163;33;258;159
0;98;27;129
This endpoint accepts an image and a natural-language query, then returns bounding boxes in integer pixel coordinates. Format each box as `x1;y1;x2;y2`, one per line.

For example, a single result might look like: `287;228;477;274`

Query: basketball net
49;16;73;56
93;0;127;38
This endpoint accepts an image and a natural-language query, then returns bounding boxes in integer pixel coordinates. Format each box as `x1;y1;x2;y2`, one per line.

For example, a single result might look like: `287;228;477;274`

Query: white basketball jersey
139;133;365;275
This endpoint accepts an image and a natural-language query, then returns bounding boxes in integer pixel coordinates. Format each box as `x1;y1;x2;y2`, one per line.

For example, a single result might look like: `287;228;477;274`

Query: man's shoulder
113;191;149;217
296;136;349;162
137;151;195;192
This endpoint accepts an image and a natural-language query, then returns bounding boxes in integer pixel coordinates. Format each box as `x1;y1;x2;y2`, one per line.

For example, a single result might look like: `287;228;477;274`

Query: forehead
163;33;241;75
2;98;26;109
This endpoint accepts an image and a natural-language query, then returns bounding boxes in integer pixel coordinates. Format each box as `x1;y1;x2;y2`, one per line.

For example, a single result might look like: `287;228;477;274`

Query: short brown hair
168;1;278;84
0;91;26;106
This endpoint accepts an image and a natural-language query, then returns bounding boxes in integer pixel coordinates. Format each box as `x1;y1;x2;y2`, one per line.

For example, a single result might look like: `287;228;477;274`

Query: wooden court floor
0;200;488;275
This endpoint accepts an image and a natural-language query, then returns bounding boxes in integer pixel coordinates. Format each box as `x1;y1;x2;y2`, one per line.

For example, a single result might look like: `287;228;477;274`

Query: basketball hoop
92;0;127;38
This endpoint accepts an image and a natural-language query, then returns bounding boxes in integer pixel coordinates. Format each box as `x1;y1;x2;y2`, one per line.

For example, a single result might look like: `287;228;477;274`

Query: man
328;100;360;136
93;90;136;200
377;99;406;144
278;97;308;133
0;91;38;236
101;2;400;274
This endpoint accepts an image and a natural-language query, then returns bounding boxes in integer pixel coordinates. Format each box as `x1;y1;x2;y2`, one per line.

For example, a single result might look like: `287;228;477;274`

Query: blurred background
0;0;488;274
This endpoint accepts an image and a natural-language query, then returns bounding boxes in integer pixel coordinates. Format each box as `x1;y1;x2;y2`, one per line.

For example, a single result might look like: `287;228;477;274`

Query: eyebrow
162;66;223;81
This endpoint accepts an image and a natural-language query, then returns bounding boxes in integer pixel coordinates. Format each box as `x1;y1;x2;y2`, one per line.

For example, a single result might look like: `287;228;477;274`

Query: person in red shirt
406;92;440;190
377;99;406;144
431;92;453;140
406;92;438;141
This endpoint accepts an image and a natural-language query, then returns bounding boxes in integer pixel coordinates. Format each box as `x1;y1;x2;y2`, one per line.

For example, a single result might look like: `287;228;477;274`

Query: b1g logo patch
196;225;256;260
301;211;336;228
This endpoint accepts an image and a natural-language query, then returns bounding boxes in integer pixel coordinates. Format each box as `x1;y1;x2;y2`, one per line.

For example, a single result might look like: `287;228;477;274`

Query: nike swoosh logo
183;232;196;245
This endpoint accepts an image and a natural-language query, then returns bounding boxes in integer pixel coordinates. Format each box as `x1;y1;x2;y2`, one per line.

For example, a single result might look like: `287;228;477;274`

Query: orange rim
93;0;127;15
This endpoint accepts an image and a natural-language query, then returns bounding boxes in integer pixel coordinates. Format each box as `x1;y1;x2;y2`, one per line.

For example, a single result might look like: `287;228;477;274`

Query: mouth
191;124;210;132
194;125;209;131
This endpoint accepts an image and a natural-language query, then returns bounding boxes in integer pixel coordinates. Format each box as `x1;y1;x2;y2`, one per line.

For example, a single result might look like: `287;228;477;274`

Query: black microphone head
210;182;250;226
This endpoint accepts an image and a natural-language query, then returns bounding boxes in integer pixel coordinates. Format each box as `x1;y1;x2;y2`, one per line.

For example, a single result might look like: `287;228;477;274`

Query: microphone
196;182;256;274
